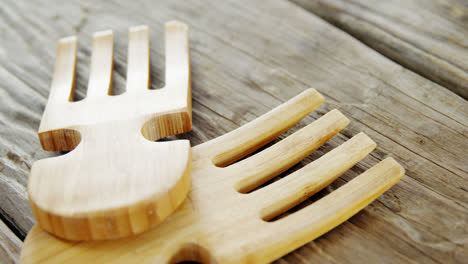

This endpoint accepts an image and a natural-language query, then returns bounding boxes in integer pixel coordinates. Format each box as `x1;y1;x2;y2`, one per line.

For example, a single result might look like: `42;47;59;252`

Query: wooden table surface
0;0;466;263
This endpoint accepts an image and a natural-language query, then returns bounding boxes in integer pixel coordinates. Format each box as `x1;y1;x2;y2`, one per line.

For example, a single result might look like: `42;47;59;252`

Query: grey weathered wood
290;0;468;99
0;220;21;264
0;0;467;263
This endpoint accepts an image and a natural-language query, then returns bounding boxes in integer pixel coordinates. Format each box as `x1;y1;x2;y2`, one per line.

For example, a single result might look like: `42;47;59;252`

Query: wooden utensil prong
256;132;376;221
232;109;350;193
195;88;325;167
255;158;404;262
165;21;190;91
49;36;77;102
87;30;114;97
126;25;150;93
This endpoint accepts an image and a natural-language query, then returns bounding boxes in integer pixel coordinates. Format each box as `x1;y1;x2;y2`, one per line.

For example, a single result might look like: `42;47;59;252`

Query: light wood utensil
28;21;192;241
22;89;404;263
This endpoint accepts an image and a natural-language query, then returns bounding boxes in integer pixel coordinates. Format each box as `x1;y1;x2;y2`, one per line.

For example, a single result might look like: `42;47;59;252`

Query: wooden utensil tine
165;21;190;91
126;25;150;93
87;30;113;97
256;158;404;262
255;132;376;221
231;109;350;193
195;88;325;166
49;36;77;102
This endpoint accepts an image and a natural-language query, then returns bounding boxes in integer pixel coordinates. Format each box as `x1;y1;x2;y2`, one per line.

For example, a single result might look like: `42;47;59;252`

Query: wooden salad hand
28;21;192;241
22;89;404;263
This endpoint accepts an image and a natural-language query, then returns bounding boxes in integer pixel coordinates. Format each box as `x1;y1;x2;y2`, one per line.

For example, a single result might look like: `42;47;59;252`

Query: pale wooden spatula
28;21;192;241
22;89;404;263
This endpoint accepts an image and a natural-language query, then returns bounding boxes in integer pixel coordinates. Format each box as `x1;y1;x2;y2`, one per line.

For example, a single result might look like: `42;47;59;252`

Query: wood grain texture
28;21;192;241
21;90;405;263
0;220;21;264
0;0;467;263
290;0;468;99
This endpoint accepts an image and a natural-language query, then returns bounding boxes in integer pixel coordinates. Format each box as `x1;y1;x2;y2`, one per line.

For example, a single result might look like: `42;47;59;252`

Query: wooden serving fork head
22;89;404;263
28;21;192;241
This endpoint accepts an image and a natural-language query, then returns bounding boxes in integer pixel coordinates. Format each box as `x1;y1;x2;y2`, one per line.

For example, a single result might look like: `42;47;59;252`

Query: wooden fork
22;89;404;263
28;21;192;241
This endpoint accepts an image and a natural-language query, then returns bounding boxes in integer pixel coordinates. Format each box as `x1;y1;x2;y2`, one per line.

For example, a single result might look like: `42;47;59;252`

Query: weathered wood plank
290;0;468;99
0;220;21;264
0;0;467;263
